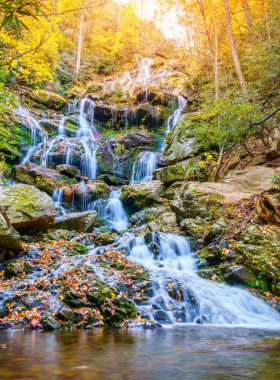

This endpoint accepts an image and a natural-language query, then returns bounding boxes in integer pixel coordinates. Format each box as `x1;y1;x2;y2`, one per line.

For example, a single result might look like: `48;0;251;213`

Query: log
254;194;280;224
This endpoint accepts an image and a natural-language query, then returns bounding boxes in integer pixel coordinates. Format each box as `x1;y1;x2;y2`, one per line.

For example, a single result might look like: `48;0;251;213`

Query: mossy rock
94;232;118;246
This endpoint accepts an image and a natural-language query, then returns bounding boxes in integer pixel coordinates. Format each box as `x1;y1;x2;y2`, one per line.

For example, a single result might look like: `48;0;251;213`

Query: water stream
131;151;157;181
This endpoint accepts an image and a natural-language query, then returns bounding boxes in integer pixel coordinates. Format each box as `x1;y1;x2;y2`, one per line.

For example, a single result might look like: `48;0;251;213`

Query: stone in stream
11;162;73;195
94;232;119;246
56;164;81;179
130;206;180;234
0;184;56;235
120;181;167;211
0;215;22;253
54;210;97;233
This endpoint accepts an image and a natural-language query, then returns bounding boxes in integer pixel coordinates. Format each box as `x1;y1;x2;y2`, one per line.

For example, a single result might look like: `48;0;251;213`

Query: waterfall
131;151;157;181
88;189;128;231
138;58;153;85
52;188;67;216
105;189;128;231
127;233;280;326
166;95;187;135
58;116;66;136
65;143;72;165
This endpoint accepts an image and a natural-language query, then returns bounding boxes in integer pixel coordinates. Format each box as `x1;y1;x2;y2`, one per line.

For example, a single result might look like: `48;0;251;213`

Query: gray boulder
0;184;56;234
54;210;97;232
0;215;22;253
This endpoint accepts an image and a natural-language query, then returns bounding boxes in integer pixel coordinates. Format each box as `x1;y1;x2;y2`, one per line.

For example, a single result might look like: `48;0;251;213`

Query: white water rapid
125;232;280;327
131;151;157;181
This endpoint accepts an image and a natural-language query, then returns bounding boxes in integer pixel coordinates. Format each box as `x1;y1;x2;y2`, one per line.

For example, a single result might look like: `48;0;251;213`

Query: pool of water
1;326;280;379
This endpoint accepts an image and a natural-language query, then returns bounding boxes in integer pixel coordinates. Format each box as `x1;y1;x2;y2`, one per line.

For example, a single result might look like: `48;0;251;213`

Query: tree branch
0;204;12;228
252;105;280;126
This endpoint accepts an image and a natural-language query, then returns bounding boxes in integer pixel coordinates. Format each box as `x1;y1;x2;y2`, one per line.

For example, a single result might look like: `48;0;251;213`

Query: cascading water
52;188;67;216
131;151;157;181
166;95;187;135
127;233;280;327
104;189;128;231
138;58;153;85
88;189;128;231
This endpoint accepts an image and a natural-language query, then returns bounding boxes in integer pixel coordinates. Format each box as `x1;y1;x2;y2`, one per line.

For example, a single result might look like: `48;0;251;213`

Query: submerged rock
54;210;97;233
11;162;73;195
0;184;56;234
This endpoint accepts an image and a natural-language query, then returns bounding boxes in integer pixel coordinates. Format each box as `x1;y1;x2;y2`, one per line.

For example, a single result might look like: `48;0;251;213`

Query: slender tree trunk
242;0;253;29
0;204;12;228
197;0;214;56
76;2;84;80
223;0;248;96
265;0;271;43
213;0;219;99
42;132;47;167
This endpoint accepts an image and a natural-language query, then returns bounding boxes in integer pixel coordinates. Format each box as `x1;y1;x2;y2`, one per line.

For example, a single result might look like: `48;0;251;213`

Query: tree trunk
269;128;280;158
42;131;47;167
76;3;84;80
197;0;214;56
265;0;271;44
223;0;248;97
0;204;12;228
242;0;253;29
213;0;219;99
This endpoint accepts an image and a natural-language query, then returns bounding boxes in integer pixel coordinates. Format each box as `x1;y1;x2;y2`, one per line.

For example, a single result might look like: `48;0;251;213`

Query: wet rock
226;265;258;286
0;321;16;330
0;215;22;253
0;184;56;234
44;316;60;330
131;206;180;233
161;181;185;200
97;174;130;187
97;131;155;180
164;114;202;165
154;159;196;184
22;89;67;111
120;181;167;211
171;182;224;223
56;307;75;323
54;210;97;233
11;162;72;195
203;219;226;244
153;310;172;324
94;232;118;246
135;104;164;129
56;164;81;179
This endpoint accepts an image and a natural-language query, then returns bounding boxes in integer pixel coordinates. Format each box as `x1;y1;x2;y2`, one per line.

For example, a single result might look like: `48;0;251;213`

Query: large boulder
164;115;202;165
0;184;56;234
131;206;180;233
120;181;167;210
56;164;81;179
54;210;97;233
171;182;224;223
11;162;72;195
22;89;67;111
171;166;277;223
0;215;22;253
153;159;193;184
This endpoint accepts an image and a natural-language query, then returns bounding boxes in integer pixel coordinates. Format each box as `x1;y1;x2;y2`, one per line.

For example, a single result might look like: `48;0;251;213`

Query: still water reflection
1;326;280;379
